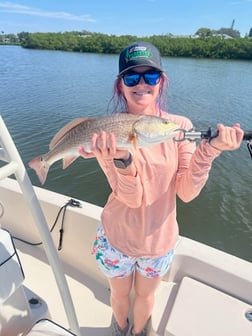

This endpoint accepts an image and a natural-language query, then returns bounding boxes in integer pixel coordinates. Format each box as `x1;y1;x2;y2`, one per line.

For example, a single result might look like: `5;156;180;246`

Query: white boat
0;115;252;336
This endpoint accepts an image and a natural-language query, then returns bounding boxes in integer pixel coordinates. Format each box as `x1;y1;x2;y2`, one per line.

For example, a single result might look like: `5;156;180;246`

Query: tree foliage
217;28;240;38
0;32;19;44
3;31;251;60
196;27;240;38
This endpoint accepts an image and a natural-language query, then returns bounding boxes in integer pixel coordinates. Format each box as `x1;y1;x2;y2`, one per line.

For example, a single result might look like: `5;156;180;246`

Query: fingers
78;132;114;159
210;123;244;151
79;131;130;160
91;132;117;158
78;145;95;159
232;123;244;144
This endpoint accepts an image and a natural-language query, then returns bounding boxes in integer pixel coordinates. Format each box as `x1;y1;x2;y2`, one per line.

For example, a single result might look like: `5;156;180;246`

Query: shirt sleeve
175;139;221;202
97;157;143;208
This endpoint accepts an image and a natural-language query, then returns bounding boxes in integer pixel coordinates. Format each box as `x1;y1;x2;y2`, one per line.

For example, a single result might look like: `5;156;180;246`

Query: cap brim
118;63;163;76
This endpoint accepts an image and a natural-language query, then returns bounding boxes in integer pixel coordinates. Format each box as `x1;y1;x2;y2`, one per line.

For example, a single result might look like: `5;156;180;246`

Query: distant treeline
16;31;252;60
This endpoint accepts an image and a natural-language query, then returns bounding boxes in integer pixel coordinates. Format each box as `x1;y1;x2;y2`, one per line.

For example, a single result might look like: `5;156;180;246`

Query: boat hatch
165;276;252;336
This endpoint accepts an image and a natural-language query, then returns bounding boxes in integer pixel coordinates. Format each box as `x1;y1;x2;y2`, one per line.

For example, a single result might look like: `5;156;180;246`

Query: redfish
28;113;178;184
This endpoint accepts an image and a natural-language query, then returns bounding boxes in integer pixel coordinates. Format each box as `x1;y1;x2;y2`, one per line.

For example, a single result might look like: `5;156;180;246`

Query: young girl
79;41;244;336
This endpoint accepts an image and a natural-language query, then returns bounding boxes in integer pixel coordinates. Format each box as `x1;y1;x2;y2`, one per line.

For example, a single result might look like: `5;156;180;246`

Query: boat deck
16;241;175;335
17;244;112;335
15;236;252;336
1;178;252;335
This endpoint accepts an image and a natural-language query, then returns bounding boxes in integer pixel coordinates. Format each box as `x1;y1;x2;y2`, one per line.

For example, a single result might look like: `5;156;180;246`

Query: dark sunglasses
122;70;162;87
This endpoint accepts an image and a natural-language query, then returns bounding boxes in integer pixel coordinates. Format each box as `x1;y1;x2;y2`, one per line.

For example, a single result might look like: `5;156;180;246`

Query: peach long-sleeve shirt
97;112;221;258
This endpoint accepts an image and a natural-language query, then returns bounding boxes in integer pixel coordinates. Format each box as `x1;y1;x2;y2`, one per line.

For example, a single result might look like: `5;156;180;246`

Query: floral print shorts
92;224;174;279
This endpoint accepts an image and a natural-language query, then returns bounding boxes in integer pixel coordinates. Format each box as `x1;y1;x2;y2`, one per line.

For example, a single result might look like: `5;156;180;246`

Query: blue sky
0;0;251;37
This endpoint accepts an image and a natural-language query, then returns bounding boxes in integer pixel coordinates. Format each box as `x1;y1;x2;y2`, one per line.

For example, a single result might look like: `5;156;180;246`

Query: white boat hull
1;177;252;335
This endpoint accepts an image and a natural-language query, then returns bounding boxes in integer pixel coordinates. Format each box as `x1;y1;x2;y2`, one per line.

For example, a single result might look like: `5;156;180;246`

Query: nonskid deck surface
19;242;252;336
16;241;175;336
16;243;112;336
2;226;252;336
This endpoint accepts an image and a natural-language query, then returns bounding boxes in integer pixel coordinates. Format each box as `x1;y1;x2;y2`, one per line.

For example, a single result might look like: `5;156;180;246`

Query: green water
1;46;252;261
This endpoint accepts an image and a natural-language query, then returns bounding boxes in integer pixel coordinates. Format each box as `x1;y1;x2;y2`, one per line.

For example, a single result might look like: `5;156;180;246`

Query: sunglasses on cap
121;70;162;87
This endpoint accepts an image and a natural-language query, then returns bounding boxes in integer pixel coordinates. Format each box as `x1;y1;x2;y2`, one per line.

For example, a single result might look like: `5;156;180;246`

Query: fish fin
130;133;139;166
28;156;49;185
62;155;79;169
50;117;93;149
130;133;137;151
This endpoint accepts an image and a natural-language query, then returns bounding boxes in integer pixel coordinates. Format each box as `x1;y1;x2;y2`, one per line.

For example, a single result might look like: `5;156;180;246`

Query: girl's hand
78;131;130;160
209;123;244;151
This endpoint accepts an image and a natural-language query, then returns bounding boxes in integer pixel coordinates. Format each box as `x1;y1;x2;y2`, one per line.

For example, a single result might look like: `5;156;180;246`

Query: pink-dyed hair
108;72;169;114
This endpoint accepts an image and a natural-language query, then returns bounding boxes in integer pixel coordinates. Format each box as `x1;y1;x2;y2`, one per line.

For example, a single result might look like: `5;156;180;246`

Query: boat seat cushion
27;319;77;336
165;276;252;336
0;228;24;303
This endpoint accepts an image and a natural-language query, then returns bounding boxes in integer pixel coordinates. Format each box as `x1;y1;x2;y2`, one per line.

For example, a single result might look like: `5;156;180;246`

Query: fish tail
28;156;50;185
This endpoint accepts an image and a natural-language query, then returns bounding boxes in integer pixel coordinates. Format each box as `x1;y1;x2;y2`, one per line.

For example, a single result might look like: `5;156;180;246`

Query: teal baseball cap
118;41;163;76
